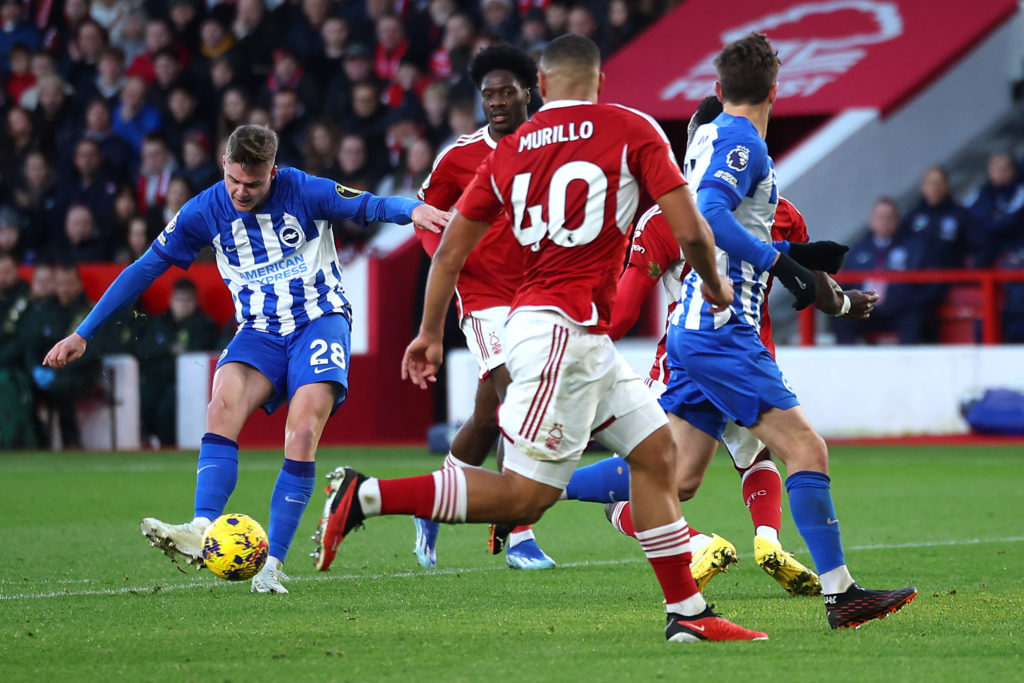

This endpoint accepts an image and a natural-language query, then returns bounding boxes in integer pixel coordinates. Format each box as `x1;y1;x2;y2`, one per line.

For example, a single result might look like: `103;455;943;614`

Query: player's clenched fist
43;332;87;369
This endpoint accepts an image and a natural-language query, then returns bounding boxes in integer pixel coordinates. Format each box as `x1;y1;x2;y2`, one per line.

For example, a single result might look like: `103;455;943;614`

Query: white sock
191;516;212;530
357;478;382;517
755;526;779;544
508;528;535;547
666;593;707;617
821;565;855;595
689;532;713;554
444;452;480;470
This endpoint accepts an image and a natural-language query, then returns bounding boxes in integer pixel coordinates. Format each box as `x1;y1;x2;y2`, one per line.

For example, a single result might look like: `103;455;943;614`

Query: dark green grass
1;446;1021;681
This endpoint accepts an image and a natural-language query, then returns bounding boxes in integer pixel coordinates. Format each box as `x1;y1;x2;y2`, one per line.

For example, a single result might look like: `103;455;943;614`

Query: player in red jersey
411;44;555;570
316;35;768;643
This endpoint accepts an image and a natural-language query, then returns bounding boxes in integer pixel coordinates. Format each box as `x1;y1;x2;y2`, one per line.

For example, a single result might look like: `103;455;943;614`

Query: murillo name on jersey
517;121;595;152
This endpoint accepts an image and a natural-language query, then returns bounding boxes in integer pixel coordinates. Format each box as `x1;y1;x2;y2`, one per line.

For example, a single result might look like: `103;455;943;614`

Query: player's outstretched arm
402;210;490;389
655;186;733;311
410;203;450;234
43;248;171;368
358;192;447;233
813;273;877;319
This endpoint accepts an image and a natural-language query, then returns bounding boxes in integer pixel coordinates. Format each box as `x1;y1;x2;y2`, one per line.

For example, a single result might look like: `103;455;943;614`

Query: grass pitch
1;445;1021;681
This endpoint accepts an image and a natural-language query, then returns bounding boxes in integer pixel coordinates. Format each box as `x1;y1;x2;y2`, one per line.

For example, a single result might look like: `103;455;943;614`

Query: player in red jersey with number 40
315;35;768;644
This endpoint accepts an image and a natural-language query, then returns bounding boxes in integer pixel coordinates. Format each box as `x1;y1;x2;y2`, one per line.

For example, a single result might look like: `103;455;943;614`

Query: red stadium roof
600;0;1018;119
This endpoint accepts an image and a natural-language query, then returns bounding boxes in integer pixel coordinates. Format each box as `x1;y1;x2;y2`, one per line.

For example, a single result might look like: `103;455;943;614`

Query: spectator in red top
136;132;177;213
127;18;186;85
261;48;319;114
374;14;409;82
384;55;430;111
4;43;35;105
430;11;473;80
44;0;90;61
424;0;456;46
17;48;58;111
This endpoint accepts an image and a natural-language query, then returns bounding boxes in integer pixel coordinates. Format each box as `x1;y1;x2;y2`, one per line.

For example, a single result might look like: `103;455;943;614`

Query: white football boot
140;517;209;569
250;556;290;593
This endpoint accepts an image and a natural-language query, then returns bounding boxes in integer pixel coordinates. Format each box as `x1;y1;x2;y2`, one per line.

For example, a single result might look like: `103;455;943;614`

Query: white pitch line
2;536;1021;602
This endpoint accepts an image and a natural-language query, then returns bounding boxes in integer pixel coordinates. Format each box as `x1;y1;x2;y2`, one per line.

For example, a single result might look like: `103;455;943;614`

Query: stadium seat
937;285;984;343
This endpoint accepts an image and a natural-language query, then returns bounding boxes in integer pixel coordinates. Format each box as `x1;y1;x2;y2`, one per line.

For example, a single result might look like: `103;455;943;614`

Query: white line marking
2;536;1021;601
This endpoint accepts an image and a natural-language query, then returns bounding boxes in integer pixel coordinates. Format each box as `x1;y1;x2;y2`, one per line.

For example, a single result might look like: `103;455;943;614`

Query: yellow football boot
754;535;822;596
689;533;738;592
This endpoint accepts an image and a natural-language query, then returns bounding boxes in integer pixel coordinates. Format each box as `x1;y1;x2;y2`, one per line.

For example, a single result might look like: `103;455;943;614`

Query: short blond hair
225;124;278;170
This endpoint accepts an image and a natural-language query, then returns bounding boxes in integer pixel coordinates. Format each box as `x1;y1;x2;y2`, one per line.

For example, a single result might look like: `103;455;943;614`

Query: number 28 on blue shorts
218;313;351;415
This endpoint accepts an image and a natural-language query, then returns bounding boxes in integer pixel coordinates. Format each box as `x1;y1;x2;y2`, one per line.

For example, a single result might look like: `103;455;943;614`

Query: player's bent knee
626;429;675;481
285;423;321;458
206;394;244;434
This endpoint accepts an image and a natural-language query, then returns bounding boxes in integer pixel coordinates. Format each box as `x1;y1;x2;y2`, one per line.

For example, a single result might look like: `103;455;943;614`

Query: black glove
769;252;818;310
787;240;849;274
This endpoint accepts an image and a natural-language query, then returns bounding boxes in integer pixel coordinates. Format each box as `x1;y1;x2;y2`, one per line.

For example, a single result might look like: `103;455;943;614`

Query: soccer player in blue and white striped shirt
44;125;449;593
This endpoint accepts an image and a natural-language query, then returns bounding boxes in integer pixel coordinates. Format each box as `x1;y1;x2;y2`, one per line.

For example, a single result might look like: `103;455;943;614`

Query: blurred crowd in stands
2;0;1024;449
834;154;1024;345
0;0;669;449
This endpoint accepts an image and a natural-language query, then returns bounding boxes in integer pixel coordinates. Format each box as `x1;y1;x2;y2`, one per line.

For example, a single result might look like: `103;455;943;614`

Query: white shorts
500;311;668;489
460;306;510;379
649;378;764;469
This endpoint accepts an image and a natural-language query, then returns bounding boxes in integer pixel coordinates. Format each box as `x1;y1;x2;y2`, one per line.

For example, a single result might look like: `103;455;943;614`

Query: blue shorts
659;321;798;439
218;313;351;416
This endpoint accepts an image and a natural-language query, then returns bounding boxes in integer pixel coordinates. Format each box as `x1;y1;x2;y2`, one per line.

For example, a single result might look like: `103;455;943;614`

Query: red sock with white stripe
369;468;468;523
740;459;783;542
443;452;533;540
635;517;705;616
